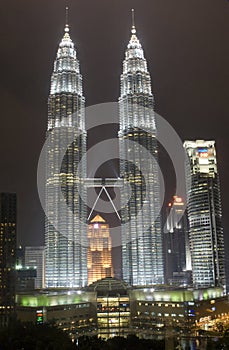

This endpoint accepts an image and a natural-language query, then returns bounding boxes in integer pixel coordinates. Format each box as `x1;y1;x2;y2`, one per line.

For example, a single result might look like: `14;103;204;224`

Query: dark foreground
0;322;228;349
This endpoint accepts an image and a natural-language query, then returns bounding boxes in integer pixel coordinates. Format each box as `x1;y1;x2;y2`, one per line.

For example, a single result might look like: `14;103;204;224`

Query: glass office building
184;140;226;290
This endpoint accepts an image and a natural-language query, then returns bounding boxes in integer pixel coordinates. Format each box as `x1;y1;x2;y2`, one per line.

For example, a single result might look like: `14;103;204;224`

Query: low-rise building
16;289;97;338
15;278;229;340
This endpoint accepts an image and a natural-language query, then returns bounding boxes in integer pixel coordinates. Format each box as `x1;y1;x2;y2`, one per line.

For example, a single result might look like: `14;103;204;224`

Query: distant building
15;266;37;292
0;193;17;326
87;215;114;285
25;246;45;289
184;140;226;290
164;196;192;286
16;246;24;267
15;246;37;292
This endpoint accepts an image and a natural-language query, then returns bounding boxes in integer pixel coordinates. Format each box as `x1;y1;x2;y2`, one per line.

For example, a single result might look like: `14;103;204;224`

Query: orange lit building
87;215;114;285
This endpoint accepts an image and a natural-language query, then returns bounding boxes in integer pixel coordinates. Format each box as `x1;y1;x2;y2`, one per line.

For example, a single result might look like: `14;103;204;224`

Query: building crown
90;215;106;223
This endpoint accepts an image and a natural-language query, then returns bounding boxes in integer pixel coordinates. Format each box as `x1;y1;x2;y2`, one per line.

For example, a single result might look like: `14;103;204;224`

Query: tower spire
65;6;69;32
131;8;136;34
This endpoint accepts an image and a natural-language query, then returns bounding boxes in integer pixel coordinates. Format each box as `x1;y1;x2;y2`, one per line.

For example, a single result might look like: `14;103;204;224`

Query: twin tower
45;10;164;288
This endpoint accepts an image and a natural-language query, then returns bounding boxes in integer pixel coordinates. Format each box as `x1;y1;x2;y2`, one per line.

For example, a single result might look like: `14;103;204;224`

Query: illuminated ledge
129;287;224;303
16;284;224;308
16;290;96;308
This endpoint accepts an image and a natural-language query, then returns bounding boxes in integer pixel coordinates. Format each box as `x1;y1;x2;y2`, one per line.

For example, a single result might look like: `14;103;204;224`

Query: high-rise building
0;193;16;326
164;196;191;286
25;246;45;289
184;140;226;290
45;13;87;288
119;12;164;285
87;215;114;285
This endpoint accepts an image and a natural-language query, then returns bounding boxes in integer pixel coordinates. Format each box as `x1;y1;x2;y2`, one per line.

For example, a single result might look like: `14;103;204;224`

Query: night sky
0;0;228;275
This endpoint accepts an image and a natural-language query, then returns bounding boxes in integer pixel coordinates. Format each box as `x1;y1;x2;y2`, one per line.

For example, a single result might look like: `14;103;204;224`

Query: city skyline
0;1;228;281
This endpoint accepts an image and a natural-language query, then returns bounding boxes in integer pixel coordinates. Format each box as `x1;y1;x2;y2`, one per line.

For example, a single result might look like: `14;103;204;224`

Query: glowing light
199;152;209;158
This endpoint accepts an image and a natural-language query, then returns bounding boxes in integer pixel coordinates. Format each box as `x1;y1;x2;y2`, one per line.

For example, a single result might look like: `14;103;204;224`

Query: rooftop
86;277;130;296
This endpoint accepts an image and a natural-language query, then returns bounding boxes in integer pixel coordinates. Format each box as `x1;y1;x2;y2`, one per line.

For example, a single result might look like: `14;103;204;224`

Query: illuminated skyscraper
184;140;226;290
0;193;16;326
87;215;114;285
45;12;87;288
165;196;191;286
119;11;164;285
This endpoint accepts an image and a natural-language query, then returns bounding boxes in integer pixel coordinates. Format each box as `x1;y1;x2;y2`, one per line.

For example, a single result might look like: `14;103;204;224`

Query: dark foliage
0;320;75;350
77;335;164;350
